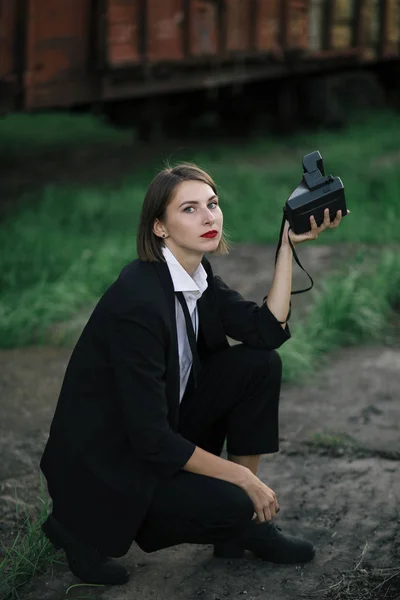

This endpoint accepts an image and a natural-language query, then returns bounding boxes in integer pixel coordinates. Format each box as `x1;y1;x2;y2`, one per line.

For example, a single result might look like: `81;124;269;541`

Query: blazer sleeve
110;306;195;478
214;275;291;350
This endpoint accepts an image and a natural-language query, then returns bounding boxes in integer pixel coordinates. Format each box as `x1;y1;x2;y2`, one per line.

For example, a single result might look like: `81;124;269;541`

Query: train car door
106;0;141;67
189;0;219;57
146;0;184;62
224;0;252;56
381;0;400;57
25;0;92;108
255;0;281;57
331;0;356;50
360;0;380;60
308;0;325;52
284;0;309;53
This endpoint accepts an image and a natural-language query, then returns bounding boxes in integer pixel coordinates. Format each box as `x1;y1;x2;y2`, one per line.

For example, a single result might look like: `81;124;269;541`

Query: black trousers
135;344;282;553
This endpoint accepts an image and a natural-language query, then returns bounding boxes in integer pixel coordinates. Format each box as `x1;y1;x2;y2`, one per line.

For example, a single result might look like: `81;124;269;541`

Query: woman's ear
153;219;165;237
153;219;167;239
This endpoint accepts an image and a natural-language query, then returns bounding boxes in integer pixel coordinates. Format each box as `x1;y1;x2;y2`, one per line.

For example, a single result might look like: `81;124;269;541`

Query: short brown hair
136;163;230;262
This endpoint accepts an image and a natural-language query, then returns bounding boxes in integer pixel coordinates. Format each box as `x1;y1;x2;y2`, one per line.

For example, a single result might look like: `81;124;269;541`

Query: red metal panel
25;0;93;108
146;0;184;62
0;0;15;79
189;0;218;56
255;0;281;55
225;0;252;53
285;0;309;51
107;0;140;66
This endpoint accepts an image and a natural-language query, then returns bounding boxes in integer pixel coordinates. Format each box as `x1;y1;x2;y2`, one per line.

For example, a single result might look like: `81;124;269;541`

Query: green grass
307;432;356;452
279;247;400;383
1;110;400;347
0;112;131;159
0;486;62;600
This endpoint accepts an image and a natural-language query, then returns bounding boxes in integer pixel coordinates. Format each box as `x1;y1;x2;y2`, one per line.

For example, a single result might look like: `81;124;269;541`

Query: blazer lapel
198;257;229;353
151;259;176;325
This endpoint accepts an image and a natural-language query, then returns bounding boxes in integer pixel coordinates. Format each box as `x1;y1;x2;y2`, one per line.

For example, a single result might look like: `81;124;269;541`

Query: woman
41;163;345;586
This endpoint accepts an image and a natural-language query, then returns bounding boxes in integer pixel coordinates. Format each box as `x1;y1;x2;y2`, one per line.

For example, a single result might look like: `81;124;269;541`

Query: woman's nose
203;209;215;223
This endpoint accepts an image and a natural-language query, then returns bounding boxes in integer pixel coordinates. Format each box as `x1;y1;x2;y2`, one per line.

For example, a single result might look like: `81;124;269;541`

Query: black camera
284;151;347;235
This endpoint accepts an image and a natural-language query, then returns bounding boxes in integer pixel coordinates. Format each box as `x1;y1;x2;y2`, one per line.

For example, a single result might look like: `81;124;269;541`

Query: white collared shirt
162;245;208;402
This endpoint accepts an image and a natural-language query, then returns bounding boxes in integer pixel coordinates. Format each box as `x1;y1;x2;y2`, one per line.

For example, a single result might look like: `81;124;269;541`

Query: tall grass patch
0;183;147;347
0;489;61;600
279;248;400;382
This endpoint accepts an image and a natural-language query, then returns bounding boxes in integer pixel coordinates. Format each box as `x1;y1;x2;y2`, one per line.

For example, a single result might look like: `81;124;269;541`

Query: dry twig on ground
318;543;400;600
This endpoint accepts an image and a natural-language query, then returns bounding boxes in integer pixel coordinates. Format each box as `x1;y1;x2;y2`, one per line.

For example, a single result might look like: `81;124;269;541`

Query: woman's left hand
282;208;350;247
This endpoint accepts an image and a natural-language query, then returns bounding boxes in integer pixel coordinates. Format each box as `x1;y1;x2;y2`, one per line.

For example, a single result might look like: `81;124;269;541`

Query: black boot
214;521;315;564
42;515;130;585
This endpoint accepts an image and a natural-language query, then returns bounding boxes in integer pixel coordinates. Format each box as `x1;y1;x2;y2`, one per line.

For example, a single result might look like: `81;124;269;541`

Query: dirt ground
1;243;399;600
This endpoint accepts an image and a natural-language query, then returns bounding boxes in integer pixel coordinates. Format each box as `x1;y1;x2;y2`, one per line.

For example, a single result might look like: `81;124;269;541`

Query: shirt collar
162;245;208;296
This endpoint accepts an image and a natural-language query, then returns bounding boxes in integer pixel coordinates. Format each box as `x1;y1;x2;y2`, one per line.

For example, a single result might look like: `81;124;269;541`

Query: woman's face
155;179;224;262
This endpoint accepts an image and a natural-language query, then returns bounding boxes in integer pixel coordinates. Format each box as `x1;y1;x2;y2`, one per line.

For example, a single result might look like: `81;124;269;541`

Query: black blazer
40;256;290;555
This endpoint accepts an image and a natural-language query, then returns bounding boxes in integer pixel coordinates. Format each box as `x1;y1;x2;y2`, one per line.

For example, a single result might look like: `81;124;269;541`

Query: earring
162;234;166;238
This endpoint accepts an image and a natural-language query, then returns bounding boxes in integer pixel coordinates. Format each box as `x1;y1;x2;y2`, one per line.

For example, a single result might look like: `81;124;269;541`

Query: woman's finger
256;509;265;523
330;209;342;228
309;215;319;230
321;208;330;229
271;491;279;514
263;507;272;521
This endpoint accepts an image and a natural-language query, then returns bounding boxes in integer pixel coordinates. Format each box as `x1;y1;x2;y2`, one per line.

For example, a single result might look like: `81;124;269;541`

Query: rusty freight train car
0;0;399;114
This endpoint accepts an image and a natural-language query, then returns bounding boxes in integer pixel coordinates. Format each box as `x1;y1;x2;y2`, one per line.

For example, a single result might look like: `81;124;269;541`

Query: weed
308;432;355;452
0;484;62;600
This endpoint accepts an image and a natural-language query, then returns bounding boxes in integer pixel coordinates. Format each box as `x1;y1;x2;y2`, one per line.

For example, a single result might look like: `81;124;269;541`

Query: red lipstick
201;231;218;238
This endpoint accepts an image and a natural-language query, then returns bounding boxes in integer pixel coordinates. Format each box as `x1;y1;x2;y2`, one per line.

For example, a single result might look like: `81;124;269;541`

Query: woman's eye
183;203;218;213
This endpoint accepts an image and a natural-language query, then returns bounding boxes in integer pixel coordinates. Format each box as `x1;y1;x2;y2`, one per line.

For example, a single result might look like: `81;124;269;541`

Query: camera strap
275;212;314;296
263;213;315;325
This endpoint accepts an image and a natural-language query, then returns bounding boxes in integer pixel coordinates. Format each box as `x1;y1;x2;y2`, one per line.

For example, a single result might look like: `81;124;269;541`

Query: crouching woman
40;163;344;585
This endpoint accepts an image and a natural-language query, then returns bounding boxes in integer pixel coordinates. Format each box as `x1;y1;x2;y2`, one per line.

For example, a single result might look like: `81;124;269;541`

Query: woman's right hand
240;468;279;522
